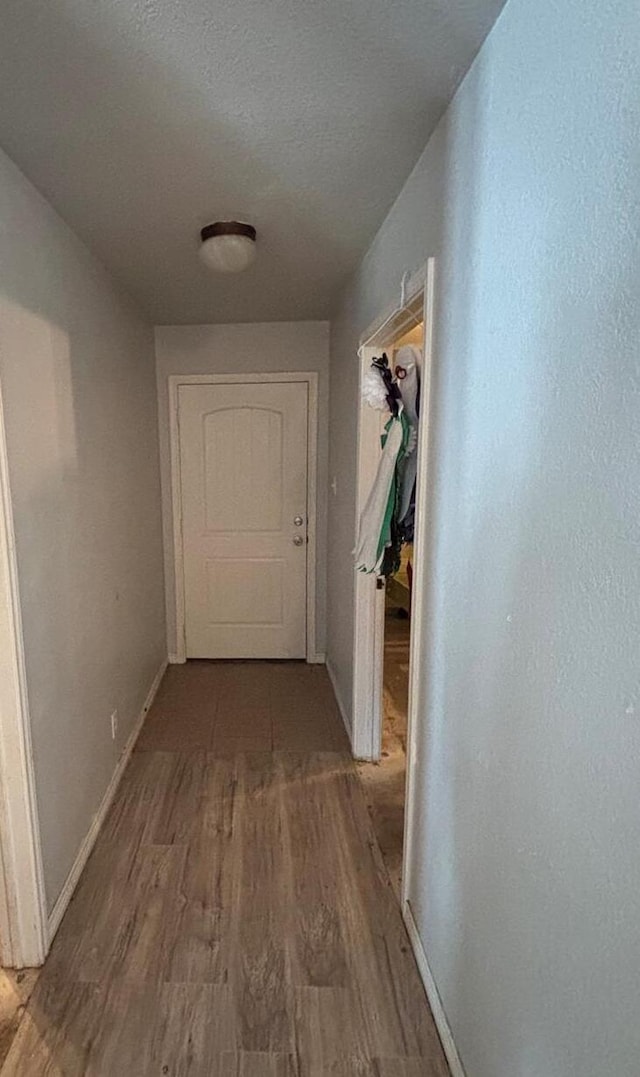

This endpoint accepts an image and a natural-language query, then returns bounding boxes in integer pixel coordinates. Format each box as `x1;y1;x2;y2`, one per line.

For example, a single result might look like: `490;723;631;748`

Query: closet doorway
352;259;435;906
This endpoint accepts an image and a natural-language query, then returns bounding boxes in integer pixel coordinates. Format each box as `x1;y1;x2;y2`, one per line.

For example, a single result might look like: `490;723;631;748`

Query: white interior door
178;381;308;658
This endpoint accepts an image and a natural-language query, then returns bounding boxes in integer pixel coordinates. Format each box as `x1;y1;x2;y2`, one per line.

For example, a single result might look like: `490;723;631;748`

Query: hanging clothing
395;346;421;522
355;409;410;574
394;345;421;538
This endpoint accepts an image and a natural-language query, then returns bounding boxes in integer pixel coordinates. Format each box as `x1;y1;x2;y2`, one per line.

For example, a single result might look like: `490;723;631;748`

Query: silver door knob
293;534;304;546
293;515;304;526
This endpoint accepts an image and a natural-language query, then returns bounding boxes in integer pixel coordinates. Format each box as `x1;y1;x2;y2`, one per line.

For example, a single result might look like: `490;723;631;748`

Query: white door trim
169;372;319;664
352;411;386;760
0;382;48;967
400;259;436;908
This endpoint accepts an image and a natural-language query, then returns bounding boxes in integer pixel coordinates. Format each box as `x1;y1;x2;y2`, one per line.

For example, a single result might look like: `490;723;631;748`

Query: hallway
2;663;448;1076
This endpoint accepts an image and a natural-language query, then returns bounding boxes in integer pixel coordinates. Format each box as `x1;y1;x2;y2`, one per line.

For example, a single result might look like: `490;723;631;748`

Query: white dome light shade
199;221;257;274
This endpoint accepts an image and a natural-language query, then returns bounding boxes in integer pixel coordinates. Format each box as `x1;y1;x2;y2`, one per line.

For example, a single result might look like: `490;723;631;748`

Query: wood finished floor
358;604;411;899
3;662;448;1076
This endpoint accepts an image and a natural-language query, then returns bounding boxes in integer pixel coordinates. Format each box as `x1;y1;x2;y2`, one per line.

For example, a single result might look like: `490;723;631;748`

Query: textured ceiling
0;0;505;323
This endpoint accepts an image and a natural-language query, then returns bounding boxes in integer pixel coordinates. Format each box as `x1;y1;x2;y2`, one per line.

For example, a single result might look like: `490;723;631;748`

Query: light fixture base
200;221;257;244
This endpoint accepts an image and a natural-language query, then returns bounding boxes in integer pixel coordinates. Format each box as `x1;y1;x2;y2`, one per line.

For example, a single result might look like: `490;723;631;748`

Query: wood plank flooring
357;603;411;898
2;662;448;1076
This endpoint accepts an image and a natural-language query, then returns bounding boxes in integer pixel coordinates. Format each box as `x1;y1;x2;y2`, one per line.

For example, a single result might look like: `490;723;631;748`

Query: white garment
354;415;404;573
362;368;389;411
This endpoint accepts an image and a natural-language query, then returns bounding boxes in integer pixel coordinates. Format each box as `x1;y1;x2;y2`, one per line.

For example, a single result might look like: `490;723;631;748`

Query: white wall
0;148;166;912
155;322;330;659
327;0;640;1074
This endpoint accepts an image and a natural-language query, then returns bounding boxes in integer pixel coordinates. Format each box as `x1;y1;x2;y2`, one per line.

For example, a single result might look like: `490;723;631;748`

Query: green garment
376;410;411;576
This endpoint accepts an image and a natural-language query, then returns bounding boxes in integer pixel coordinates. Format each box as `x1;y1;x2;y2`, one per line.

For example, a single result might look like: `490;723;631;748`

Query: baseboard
307;652;326;664
326;658;352;749
168;652;185;665
47;657;168;942
402;900;466;1077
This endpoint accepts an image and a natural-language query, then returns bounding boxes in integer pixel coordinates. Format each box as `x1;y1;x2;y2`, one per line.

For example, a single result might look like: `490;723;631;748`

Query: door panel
204;557;284;625
178;382;308;658
203;407;284;533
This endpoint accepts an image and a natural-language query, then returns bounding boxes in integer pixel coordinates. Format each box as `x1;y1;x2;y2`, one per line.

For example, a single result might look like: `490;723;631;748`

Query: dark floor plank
228;753;293;1053
279;754;350;988
150;751;208;844
150;984;235;1075
77;844;187;984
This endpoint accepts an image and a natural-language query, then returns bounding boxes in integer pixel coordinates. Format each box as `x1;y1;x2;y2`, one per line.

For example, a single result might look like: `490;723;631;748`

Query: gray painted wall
0;148;166;910
155;322;330;658
327;0;640;1073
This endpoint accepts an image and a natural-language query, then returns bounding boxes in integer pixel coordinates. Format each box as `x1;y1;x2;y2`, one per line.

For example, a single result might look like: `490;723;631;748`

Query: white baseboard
168;652;185;665
402;900;466;1077
47;658;168;941
307;652;326;664
326;658;352;748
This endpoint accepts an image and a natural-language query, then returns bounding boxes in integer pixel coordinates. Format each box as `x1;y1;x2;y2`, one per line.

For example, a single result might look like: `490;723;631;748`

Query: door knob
292;534;304;546
293;515;304;526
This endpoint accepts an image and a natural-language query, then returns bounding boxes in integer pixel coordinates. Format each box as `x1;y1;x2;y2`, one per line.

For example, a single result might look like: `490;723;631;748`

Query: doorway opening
352;259;435;907
356;320;424;897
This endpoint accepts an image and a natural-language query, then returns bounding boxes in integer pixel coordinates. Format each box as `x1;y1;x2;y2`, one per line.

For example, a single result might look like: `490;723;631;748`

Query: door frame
168;372;319;664
352;258;436;906
0;382;49;967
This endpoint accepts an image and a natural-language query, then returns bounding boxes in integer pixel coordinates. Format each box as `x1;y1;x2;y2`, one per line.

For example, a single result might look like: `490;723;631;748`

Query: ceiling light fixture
199;221;257;274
